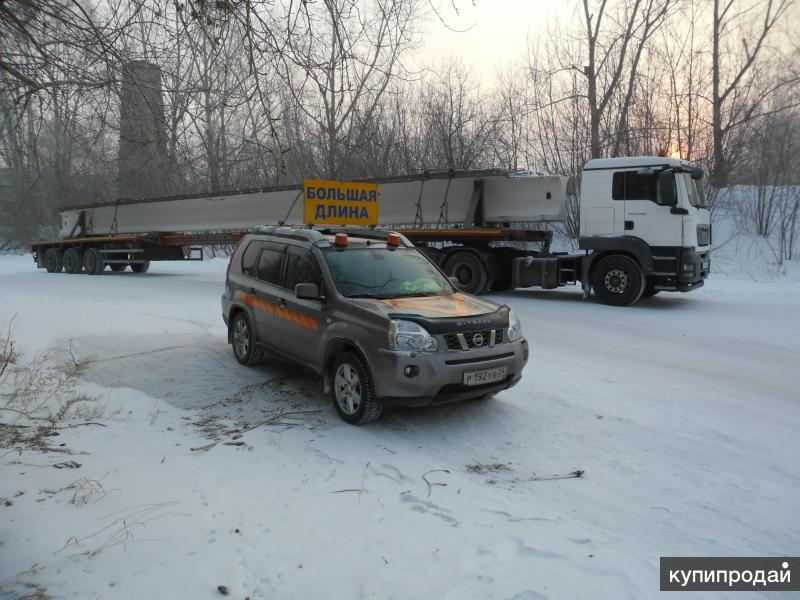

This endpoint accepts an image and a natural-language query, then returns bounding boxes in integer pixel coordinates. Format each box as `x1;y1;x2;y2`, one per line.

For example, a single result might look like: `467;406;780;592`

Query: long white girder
58;170;568;237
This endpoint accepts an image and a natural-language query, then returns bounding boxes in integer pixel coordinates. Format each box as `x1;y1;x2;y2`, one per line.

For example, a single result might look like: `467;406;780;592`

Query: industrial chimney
118;61;169;199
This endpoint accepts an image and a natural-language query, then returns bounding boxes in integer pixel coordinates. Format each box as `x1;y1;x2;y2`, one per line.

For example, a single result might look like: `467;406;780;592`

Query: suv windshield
680;173;707;209
323;247;453;299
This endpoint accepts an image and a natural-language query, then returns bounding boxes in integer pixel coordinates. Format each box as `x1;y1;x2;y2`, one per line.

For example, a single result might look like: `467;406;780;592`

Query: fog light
404;365;420;378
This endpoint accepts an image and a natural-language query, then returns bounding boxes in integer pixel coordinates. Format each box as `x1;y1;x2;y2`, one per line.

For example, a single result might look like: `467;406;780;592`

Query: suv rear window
257;248;283;285
241;241;260;277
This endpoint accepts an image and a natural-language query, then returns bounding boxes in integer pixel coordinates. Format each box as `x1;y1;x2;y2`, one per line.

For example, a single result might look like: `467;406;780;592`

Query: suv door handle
278;298;287;308
249;287;257;295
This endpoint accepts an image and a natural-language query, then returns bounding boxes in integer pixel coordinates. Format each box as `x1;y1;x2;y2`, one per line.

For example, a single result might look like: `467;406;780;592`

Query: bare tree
581;0;673;158
268;0;420;178
419;61;495;170
710;0;798;187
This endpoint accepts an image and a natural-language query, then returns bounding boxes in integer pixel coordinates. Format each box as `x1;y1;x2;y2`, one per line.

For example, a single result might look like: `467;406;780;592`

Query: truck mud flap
511;257;560;289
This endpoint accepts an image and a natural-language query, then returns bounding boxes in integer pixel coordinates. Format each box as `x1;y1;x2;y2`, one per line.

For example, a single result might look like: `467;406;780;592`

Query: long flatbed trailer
32;169;561;288
31;158;712;306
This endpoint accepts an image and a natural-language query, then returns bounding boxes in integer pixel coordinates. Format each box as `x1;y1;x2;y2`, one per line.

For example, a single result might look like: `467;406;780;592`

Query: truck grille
443;329;504;351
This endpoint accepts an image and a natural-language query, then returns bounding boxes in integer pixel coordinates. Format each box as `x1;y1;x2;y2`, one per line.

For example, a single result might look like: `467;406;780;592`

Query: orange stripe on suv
240;293;320;331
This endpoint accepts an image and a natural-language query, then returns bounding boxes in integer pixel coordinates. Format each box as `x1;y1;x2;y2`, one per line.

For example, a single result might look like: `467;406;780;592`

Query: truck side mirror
658;171;677;206
295;282;320;300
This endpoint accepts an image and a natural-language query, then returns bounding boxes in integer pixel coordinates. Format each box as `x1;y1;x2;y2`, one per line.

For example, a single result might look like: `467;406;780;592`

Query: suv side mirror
657;171;677;206
295;282;320;300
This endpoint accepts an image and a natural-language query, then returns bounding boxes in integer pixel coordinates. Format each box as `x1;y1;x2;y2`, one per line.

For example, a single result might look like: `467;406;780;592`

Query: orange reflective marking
380;294;478;317
240;293;320;331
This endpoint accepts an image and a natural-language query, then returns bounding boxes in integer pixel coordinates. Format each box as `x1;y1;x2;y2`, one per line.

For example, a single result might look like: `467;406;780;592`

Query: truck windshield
681;173;707;209
323;247;453;299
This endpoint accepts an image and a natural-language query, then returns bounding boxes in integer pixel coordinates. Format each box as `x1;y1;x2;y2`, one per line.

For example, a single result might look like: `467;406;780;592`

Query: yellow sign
303;179;380;226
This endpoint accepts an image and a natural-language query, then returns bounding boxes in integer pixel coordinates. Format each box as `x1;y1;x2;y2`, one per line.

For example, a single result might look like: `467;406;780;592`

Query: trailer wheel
592;255;645;306
131;260;150;273
110;264;127;272
63;248;83;274
444;251;489;295
82;248;104;275
44;248;63;273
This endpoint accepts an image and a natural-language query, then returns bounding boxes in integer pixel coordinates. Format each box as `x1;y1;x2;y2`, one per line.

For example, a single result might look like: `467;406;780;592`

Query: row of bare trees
1;0;799;255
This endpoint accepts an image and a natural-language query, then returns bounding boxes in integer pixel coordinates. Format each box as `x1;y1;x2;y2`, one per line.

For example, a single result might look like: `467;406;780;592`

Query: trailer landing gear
131;260;150;273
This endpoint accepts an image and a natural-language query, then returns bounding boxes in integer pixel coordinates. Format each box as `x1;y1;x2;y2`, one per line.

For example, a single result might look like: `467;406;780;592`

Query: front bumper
370;338;529;407
676;248;710;291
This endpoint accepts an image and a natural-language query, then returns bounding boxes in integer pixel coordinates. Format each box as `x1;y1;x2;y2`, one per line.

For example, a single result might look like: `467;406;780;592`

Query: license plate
463;366;507;386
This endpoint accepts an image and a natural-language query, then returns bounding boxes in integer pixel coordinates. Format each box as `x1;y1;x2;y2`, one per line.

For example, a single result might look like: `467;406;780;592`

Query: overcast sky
414;0;575;80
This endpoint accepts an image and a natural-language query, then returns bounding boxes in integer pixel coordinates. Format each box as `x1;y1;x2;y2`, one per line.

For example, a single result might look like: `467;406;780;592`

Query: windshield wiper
346;293;386;299
391;292;446;298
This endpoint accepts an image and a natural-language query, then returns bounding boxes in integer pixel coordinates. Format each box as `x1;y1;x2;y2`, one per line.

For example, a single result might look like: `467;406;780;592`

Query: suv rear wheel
232;313;263;366
332;352;382;425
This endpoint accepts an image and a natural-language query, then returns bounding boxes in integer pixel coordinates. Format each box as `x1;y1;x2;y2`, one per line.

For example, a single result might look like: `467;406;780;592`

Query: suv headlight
506;309;524;342
389;319;438;352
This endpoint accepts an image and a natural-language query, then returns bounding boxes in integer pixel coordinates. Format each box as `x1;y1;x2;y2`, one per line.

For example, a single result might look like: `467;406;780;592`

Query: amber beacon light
334;233;349;247
387;232;401;247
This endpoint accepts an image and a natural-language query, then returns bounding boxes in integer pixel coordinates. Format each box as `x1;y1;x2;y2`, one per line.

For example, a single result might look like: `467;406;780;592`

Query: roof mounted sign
303;179;379;226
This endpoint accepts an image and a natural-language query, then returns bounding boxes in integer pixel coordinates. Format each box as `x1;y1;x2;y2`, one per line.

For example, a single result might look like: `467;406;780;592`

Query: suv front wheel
331;352;383;425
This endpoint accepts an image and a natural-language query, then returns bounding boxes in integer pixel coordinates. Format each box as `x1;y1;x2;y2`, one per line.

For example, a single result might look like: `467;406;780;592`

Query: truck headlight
507;309;524;342
389;319;438;352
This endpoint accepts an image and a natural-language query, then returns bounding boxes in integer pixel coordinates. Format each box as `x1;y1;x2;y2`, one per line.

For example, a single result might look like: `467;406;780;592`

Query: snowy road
1;254;798;599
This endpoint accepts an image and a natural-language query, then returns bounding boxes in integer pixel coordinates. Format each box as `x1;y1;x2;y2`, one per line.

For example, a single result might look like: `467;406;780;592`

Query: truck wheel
331;352;382;425
110;264;127;272
44;248;63;273
444;251;489;295
82;248;104;275
63;248;83;274
592;255;645;307
231;313;264;366
131;260;150;273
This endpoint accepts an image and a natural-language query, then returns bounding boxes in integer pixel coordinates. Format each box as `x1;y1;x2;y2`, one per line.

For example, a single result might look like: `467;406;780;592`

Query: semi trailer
30;155;710;306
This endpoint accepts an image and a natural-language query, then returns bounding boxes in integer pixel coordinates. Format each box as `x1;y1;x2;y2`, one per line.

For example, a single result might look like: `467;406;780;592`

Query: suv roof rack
252;225;412;246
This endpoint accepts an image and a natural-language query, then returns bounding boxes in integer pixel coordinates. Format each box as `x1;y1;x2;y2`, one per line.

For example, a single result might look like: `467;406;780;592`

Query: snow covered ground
1;251;798;599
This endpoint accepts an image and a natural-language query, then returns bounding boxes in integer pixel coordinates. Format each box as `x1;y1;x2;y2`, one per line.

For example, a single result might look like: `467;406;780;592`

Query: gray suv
222;226;529;424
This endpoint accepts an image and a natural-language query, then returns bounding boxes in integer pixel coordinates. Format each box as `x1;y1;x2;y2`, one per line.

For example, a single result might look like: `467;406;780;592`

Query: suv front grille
444;329;504;351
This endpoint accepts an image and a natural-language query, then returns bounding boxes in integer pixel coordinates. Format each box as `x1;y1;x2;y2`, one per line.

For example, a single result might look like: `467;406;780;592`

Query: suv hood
354;293;500;319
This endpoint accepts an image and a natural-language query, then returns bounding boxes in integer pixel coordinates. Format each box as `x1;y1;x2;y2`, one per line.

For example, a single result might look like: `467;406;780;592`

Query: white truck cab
577;156;711;302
